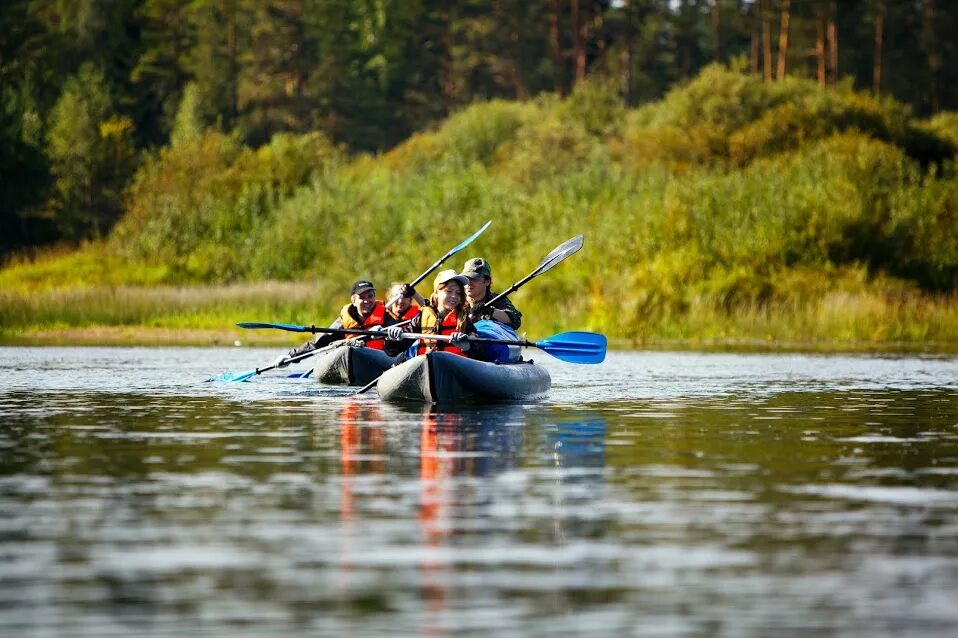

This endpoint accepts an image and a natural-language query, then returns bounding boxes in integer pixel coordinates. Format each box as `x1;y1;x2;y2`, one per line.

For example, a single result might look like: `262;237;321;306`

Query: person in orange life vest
383;269;485;362
460;257;522;328
385;281;427;323
274;279;394;368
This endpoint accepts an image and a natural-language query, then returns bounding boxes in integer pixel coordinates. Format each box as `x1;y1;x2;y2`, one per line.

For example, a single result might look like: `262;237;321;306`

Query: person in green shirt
460;257;522;329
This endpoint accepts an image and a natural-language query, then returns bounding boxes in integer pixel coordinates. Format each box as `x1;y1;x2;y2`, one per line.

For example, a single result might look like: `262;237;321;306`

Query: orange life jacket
340;301;386;350
387;304;420;323
417;307;465;357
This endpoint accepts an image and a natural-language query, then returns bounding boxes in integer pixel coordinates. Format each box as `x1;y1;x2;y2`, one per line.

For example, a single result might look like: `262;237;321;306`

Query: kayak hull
312;345;395;386
376;351;551;403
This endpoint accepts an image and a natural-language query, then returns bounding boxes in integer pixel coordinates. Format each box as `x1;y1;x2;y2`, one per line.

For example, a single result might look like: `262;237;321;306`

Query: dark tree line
2;0;956;256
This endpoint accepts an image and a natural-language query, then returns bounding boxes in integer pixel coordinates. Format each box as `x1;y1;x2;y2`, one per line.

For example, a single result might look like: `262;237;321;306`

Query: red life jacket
387;304;420;323
417;307;465;357
340;301;386;350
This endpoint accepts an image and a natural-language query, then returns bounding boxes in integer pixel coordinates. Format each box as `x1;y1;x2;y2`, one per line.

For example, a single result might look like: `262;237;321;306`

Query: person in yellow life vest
274;279;394;367
383;270;485;362
385;282;427;323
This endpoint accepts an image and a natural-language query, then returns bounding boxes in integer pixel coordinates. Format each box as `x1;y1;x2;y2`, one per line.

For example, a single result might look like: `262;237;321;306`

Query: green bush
887;167;958;290
112;130;339;278
622;66;953;169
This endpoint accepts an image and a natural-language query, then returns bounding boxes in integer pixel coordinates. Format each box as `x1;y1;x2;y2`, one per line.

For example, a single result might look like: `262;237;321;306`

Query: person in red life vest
385;281;427;323
460;257;522;328
383;270;485;362
274;279;402;367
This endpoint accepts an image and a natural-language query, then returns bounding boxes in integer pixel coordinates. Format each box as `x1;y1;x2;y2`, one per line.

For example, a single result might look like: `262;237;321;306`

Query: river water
1;346;957;637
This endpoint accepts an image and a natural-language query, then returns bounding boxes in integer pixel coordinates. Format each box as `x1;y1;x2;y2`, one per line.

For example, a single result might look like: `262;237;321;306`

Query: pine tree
131;0;195;144
46;63;136;240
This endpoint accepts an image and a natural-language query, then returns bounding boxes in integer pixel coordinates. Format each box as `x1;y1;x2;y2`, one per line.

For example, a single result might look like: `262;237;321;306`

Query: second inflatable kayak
312;344;396;386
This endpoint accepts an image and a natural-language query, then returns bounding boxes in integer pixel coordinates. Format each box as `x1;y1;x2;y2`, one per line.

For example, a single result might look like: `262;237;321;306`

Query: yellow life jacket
417;307;465;357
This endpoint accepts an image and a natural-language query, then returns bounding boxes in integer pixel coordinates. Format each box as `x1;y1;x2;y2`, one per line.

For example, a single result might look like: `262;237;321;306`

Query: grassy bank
3;277;958;352
0;279;315;346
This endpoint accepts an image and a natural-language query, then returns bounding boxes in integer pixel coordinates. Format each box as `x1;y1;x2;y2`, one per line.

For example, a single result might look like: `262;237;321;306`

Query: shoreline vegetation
3;279;958;353
3;66;958;352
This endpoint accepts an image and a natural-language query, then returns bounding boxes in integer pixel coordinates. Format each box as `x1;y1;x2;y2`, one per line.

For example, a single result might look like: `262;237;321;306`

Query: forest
2;1;958;347
3;0;957;252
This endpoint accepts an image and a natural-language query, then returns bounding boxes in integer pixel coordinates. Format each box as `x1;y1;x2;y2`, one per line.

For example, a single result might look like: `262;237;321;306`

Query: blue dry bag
475;320;522;363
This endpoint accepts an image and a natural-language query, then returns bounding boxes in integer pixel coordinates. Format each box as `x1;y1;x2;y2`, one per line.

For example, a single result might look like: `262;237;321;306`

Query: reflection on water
1;347;958;636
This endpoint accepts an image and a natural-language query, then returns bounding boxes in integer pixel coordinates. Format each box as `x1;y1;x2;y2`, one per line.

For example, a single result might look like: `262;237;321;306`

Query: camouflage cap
461;257;491;279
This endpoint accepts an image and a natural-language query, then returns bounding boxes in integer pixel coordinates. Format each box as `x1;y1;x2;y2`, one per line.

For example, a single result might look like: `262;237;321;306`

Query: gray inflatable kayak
312;344;396;386
376;351;551;403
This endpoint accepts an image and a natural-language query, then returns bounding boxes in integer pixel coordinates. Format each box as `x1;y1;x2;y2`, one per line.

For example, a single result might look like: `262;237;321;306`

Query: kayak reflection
338;399;389;523
413;405;526;637
333;402;608;631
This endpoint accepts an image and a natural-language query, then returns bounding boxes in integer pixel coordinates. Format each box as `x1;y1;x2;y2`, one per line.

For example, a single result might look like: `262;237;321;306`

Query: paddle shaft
285;318;412;361
476;235;583;311
398;333;536;347
384;220;492;308
272;325;536;348
226;343;347;380
480;274;533;310
217;320;412;382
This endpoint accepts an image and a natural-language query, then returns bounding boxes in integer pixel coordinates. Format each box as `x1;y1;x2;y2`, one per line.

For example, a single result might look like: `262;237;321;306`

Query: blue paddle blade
207;369;258;382
286;369;313;379
450;220;492;254
237;322;309;332
534;331;607;364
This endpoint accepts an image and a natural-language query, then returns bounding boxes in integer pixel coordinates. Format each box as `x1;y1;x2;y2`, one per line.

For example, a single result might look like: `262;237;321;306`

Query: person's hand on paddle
272;355;291;368
450;332;472;351
400;283;416;298
470;304;494;323
385;326;404;341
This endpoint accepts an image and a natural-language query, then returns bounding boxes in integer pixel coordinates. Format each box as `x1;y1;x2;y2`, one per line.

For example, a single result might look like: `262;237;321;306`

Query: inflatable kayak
376;351;551;403
312;344;395;386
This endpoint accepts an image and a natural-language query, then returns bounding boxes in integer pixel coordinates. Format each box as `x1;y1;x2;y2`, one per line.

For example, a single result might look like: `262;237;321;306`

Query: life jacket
401;305;420;322
340;301;386;350
417;307;465;357
387;304;420;323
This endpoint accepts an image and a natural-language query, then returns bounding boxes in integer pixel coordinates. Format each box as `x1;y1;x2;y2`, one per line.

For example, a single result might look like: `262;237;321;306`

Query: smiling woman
383;269;481;361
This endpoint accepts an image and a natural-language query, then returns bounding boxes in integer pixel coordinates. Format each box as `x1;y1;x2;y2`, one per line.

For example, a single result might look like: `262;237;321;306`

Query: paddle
237;323;607;362
477;234;584;312
354;235;589;394
236;234;586;338
213;222;491;383
384;330;606;363
237;322;392;335
383;219;492;308
210;319;416;383
207;339;350;382
351;330;607;395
